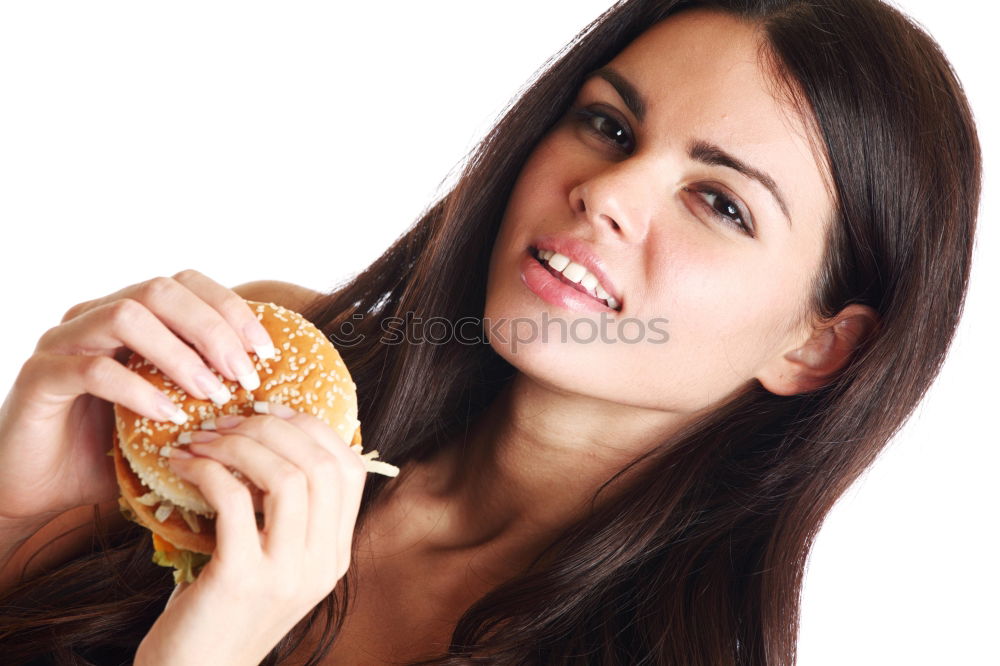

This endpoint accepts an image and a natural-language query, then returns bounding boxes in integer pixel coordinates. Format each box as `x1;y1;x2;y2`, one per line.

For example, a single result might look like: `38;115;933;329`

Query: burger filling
134;490;203;533
117;486;212;587
151;533;211;585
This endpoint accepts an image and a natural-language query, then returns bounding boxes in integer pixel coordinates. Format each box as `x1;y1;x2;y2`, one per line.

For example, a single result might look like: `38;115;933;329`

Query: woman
0;0;981;663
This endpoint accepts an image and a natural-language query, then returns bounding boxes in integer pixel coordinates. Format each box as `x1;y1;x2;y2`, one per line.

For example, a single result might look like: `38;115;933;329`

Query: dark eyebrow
584;66;792;229
688;140;792;228
588;66;646;124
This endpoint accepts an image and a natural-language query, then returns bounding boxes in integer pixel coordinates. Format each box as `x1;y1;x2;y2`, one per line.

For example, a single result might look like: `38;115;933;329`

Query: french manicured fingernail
189;431;222;443
230;354;260;391
155;393;188;425
253;344;276;361
244;322;276;361
161;445;193;459
253;400;297;418
214;414;245;429
193;368;231;406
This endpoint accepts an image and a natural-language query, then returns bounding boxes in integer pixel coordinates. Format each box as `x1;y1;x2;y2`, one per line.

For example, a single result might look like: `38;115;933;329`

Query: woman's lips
519;250;619;314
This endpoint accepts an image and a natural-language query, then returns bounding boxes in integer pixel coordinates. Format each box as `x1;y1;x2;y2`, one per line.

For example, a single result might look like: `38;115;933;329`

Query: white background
0;2;995;664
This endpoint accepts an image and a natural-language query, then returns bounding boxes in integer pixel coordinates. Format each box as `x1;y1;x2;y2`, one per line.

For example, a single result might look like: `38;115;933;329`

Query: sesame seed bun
112;300;363;555
112;425;218;553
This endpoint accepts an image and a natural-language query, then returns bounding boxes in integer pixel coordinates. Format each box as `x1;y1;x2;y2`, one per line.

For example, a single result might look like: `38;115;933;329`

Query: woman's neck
379;372;692;571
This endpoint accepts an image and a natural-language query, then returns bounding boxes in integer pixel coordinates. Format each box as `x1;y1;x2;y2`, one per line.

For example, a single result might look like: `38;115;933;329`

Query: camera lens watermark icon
328;313;366;347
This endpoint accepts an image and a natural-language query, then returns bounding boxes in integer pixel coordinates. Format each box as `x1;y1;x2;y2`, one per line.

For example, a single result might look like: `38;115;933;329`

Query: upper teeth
538;249;620;310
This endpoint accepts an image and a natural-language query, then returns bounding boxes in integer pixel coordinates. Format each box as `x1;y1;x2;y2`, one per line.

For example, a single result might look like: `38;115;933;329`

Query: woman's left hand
133;404;368;666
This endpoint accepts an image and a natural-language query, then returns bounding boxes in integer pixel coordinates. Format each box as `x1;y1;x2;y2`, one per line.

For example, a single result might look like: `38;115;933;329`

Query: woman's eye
569;107;755;239
572;107;634;152
684;186;756;238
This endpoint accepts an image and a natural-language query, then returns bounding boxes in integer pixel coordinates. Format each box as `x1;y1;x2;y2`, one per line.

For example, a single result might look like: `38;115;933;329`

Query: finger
334;457;366;556
256;402;364;472
171;269;277;361
167;454;262;564
35;301;233;408
55;275;265;389
19;352;189;425
185;431;308;558
246;406;368;551
203;413;362;555
281;410;368;551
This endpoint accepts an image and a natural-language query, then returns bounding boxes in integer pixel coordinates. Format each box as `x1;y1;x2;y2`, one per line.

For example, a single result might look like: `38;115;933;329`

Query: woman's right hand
0;269;276;532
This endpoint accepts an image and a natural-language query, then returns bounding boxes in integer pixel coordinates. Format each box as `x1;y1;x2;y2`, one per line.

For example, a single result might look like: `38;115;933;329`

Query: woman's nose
568;163;652;241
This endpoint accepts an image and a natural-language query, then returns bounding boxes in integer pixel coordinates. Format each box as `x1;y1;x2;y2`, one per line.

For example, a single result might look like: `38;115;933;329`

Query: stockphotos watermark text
327;312;670;353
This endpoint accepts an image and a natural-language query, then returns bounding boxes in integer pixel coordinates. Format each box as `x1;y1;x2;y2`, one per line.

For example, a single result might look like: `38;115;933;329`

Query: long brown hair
0;0;981;663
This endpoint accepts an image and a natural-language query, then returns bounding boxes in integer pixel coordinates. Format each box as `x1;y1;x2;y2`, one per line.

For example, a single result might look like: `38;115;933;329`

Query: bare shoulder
231;280;324;314
0;500;123;593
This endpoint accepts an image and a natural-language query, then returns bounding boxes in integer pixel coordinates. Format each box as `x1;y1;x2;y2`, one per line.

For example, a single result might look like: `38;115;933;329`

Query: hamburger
112;300;397;584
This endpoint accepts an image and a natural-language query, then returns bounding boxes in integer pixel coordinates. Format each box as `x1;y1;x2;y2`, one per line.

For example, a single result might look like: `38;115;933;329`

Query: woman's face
484;8;834;413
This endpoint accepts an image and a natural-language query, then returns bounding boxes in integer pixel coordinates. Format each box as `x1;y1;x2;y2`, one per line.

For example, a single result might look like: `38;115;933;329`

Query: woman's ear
758;304;879;396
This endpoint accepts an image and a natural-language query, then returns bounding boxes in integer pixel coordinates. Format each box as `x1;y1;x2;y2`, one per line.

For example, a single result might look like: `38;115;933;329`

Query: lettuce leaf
152;547;212;584
118;496;212;584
